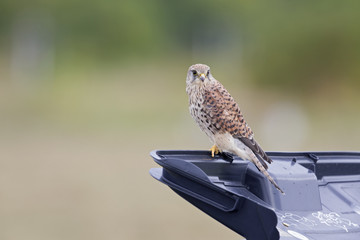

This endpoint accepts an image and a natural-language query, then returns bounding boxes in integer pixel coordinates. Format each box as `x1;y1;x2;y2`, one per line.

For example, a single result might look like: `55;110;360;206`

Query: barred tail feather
252;157;284;194
235;147;284;194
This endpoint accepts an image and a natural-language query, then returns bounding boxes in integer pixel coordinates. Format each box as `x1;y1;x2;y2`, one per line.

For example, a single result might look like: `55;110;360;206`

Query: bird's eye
206;70;210;76
191;70;197;75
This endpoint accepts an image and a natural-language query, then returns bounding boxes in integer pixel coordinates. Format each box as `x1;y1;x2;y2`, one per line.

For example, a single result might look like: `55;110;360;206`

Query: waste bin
150;150;360;240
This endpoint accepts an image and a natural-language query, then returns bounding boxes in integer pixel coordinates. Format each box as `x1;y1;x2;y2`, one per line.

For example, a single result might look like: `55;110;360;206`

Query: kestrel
186;63;284;194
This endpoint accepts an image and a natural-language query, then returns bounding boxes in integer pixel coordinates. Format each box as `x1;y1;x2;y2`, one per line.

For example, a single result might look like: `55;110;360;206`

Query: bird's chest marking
187;86;216;138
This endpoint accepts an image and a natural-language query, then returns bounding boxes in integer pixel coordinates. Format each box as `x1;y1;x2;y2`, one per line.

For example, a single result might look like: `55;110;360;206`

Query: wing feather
204;81;272;168
204;82;253;138
239;137;273;166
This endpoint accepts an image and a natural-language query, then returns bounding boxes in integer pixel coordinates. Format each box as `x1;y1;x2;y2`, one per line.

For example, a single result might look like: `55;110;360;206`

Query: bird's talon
210;145;220;157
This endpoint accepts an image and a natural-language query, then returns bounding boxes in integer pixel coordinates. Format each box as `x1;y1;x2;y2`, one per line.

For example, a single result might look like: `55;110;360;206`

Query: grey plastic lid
150;150;360;240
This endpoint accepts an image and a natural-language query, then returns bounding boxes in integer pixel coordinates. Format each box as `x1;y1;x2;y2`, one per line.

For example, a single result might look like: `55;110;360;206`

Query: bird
185;63;284;194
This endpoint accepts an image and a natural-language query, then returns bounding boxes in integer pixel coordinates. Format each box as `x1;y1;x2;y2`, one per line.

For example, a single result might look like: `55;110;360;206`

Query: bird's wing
204;82;253;138
204;82;272;167
239;137;273;164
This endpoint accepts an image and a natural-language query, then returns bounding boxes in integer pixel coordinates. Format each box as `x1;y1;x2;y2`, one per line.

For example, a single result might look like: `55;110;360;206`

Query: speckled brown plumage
186;63;283;193
203;82;253;138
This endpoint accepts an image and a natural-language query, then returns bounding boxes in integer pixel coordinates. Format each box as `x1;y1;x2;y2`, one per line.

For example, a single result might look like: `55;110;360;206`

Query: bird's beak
199;73;206;81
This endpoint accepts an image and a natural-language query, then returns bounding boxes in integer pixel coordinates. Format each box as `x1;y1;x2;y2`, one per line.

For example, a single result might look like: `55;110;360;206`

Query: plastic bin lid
150;150;360;240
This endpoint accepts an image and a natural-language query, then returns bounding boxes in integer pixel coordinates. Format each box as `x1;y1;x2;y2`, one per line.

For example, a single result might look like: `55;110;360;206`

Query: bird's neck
186;81;213;105
186;83;206;105
186;79;214;95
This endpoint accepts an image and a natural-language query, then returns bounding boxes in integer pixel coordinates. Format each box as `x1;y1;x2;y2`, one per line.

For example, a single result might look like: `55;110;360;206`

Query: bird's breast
187;87;218;140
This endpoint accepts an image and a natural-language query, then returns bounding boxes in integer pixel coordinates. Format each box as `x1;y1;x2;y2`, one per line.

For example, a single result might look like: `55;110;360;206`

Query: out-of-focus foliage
1;2;360;240
242;1;360;89
1;0;360;90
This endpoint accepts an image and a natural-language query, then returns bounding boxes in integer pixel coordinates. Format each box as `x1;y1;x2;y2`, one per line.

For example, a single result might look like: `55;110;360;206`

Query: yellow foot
210;145;220;157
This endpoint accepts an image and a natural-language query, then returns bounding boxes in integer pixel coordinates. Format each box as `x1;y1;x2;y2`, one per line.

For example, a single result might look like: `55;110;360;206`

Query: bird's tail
252;157;284;194
237;149;284;194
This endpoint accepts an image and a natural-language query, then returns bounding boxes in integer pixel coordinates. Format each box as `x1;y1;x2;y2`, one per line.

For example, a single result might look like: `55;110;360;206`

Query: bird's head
186;64;213;86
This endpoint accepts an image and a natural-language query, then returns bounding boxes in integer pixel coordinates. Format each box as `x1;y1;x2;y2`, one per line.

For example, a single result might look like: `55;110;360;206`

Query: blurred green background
1;1;360;239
